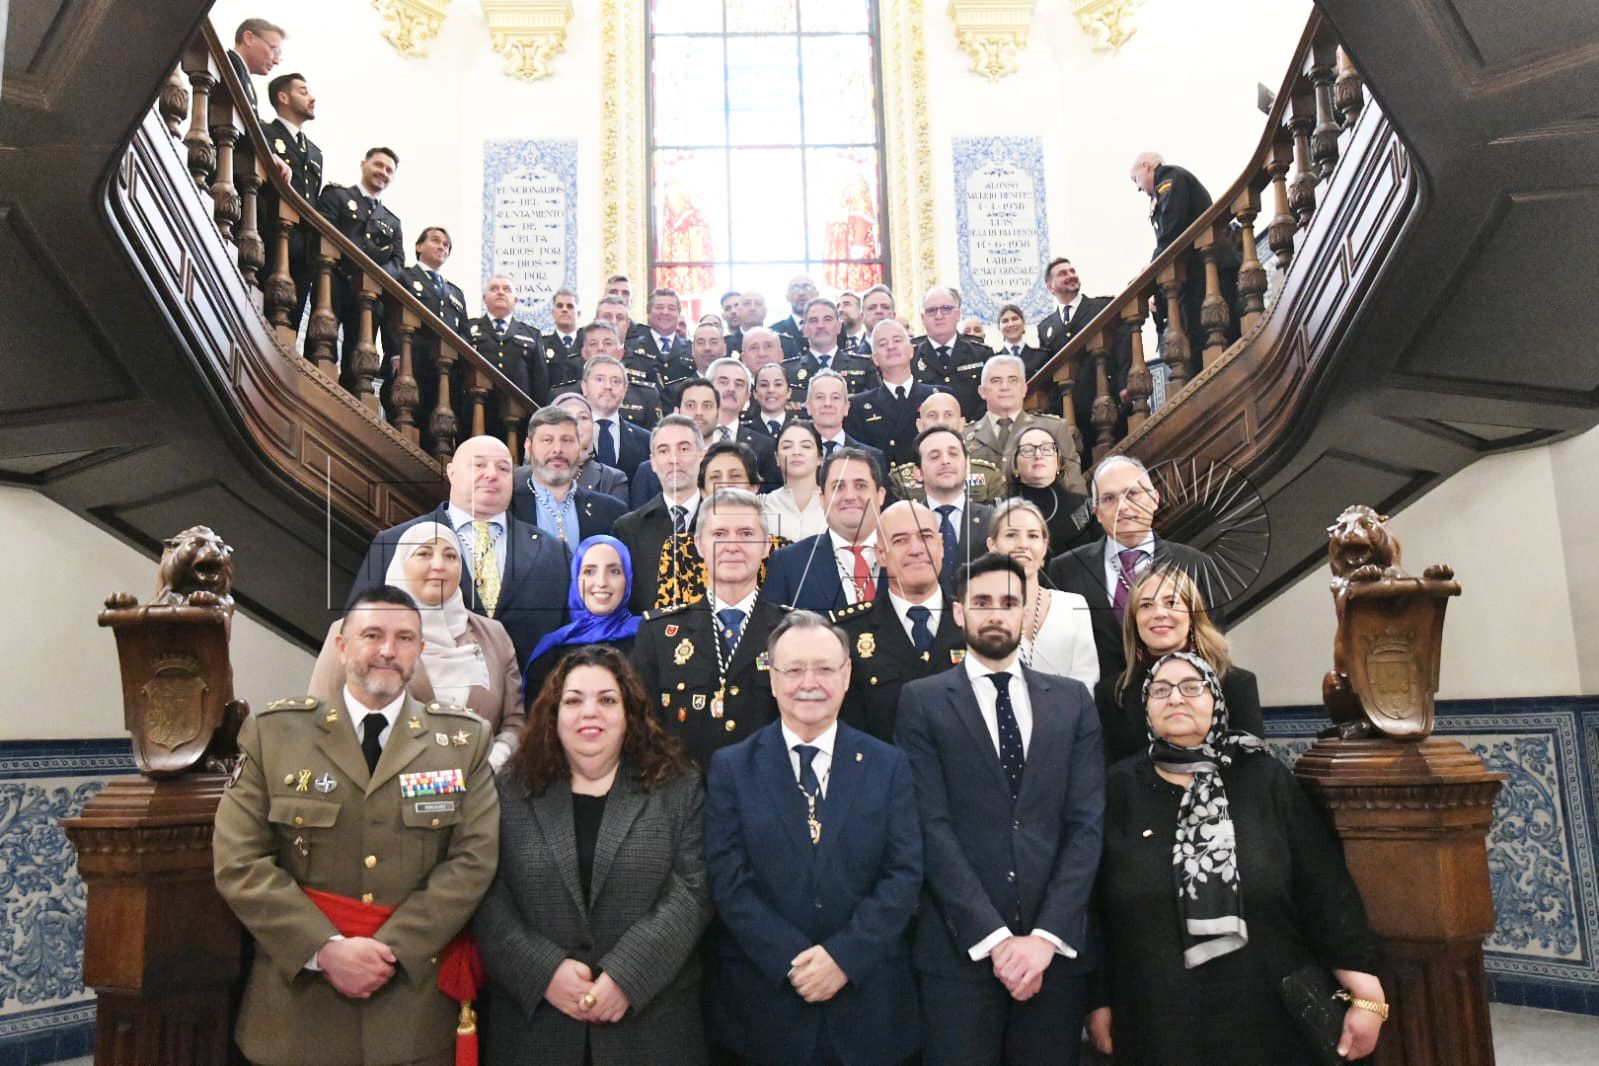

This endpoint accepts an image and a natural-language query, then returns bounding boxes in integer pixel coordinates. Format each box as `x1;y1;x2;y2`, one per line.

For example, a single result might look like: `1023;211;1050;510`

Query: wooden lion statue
1322;505;1460;740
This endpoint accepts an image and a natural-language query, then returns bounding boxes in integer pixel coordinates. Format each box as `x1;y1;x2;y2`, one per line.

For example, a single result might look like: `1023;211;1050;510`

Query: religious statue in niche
825;171;880;292
100;526;248;776
657;166;715;298
1321;505;1461;740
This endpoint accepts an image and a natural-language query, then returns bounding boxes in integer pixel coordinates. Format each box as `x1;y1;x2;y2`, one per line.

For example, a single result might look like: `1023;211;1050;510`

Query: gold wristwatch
1334;989;1390;1021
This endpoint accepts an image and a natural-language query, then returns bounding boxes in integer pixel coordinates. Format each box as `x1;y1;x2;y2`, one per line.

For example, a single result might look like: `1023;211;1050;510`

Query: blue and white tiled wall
2;699;1597;1063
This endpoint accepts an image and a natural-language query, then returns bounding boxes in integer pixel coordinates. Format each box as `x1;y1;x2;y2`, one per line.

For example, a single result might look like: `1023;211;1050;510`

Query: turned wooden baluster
206;90;241;241
503;400;525;460
1309;40;1341;180
159;68;189;140
1087;328;1116;460
180;44;215;189
1266;139;1297;270
1335;46;1364;128
350;275;384;408
467;370;491;438
264;204;300;338
233;143;265;286
1232;186;1267;333
1288;91;1319;225
1196;226;1234;368
430;344;461;462
391;311;422;444
1120;298;1152;432
1158;263;1191;392
306;236;340;378
1051;343;1080;442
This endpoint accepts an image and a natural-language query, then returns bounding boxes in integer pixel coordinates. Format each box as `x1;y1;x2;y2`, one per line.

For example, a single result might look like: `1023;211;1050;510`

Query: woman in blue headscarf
523;535;642;702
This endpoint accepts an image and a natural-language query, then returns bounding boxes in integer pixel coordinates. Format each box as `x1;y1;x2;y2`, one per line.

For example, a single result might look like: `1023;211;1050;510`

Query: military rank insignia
399;768;465;798
273;138;287;154
756;650;770;672
674;639;695;665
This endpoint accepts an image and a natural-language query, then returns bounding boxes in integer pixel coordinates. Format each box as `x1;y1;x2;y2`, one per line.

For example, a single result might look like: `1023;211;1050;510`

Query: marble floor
51;1004;1599;1065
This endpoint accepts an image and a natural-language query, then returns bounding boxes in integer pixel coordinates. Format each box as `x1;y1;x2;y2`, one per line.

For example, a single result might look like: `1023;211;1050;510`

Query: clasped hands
991;934;1055;1001
545;958;630;1023
789;944;848;1003
318;936;396;999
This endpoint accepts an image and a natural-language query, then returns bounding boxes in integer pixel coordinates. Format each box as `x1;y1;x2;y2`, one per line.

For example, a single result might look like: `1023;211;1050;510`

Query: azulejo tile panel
1265;697;1599;1015
0;741;137;1061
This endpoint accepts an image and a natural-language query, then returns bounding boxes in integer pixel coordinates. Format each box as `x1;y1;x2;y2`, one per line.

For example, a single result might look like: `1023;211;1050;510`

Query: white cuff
489;740;513;771
1030;928;1077;958
967;927;1012;961
305;933;346;971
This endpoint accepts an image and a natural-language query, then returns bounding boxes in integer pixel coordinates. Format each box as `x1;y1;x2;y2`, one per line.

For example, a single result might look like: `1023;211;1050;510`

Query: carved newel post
63;527;249;1065
1296;506;1501;1065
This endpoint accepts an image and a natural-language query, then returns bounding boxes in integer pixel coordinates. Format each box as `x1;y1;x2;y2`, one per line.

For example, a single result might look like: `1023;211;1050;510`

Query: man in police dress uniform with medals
634;488;786;770
261;73;322;328
214;585;500;1066
316;147;405;394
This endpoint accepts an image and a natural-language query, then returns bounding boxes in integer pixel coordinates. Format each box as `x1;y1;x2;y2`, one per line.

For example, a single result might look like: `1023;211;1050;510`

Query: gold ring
581;993;596;1009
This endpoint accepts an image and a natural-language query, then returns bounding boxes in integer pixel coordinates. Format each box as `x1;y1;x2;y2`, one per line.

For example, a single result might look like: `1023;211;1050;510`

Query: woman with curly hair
474;645;712;1065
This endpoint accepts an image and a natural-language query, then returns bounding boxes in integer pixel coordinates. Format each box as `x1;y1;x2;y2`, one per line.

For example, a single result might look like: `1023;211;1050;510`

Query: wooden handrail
175;21;537;463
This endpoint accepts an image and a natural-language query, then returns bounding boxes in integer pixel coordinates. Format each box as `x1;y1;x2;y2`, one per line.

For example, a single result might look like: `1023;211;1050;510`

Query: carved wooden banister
181;21;536;461
1027;12;1356;441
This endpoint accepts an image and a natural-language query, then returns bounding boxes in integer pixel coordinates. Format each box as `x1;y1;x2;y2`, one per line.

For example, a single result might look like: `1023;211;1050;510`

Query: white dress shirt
829;528;878;605
1057;296;1082;325
888;587;944;649
1102;531;1157;598
662;489;701;532
960;655;1077;962
781;719;837;799
446;503;509;584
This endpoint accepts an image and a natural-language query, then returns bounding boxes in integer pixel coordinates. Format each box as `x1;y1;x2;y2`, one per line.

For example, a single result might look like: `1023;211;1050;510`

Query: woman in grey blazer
474;644;712;1065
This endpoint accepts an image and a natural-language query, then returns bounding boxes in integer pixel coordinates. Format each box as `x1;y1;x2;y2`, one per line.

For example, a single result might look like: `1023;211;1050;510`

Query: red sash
303;887;483;1066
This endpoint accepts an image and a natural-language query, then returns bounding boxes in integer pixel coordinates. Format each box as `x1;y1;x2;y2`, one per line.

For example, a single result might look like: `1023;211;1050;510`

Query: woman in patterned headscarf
1087;651;1387;1064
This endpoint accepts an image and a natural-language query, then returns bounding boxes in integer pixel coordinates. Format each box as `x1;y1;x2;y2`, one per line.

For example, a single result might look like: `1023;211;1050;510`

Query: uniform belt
303;887;483;1066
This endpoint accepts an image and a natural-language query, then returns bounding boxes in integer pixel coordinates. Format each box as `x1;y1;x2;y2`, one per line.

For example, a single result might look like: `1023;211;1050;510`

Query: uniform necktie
936;504;959;586
988;672;1025;800
894;384;907;401
595;419;617;466
996;416;1015;453
1010;345;1021;358
430;270;443;295
767;419;782;435
794;744;823;808
817;354;831;371
296;131;307;152
936;345;951;368
907;604;933;654
823;440;838;457
1112;547;1145;621
848;545;876;603
472;520;501;615
361;712;385;774
671;504;688;535
717;607;745;656
493;318;507;336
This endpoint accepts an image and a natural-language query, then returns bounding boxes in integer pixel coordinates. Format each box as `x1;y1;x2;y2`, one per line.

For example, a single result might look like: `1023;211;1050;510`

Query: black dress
1098;754;1382;1065
1015;481;1097;554
1093;662;1265;765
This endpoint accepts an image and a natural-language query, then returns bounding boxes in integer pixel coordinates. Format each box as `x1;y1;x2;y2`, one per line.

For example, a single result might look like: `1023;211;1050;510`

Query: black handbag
1278;964;1349;1066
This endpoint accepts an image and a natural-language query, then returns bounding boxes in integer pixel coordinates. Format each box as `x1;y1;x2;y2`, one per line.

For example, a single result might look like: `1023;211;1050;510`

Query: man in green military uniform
962;353;1088;495
214;585;500;1066
889;391;1004;504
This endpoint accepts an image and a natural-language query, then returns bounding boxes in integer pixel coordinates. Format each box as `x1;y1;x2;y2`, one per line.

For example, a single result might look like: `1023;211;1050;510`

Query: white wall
1230;427;1598;707
0;486;315;741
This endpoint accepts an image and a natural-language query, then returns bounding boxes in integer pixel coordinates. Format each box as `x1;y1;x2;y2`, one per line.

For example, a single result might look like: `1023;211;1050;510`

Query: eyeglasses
1016;444;1059;458
1148;678;1208;700
923;304;958;317
773;662;847;683
1096;485;1151;509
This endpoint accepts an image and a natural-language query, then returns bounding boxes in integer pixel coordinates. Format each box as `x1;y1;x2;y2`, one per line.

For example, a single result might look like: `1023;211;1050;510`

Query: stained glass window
648;0;888;322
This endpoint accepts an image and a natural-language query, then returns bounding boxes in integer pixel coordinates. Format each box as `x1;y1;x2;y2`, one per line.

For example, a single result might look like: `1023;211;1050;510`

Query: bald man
347;435;571;668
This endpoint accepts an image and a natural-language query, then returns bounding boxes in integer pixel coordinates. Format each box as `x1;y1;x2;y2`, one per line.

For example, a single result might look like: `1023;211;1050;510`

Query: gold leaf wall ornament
1072;0;1145;54
947;1;1038;82
482;0;575;82
372;0;452;58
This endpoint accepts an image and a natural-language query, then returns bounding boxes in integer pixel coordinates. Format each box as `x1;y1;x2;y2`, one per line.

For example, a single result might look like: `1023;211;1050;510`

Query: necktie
658;334;672;355
767;419;781;435
907;604;933;654
671;504;688;535
894;384;906;402
848;545;876;603
717;426;731;442
1112;547;1145;621
361;712;385;774
472;520;501;615
996;416;1015;452
296;131;306;153
717;607;745;656
1010;345;1021;358
817;354;831;371
988;672;1025;800
823;440;838;457
595;419;617;467
493;318;507;336
936;345;951;370
430;270;443;295
794;743;823;810
936;504;959;587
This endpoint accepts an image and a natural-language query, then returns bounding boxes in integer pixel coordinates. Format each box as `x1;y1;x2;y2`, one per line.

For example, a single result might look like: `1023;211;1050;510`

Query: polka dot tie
988;672;1024;801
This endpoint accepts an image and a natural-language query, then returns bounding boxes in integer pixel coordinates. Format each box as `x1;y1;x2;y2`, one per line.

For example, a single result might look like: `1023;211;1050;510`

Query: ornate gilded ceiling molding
371;0;451;57
1071;0;1145;54
482;0;575;81
600;0;648;288
946;0;1038;81
882;0;937;303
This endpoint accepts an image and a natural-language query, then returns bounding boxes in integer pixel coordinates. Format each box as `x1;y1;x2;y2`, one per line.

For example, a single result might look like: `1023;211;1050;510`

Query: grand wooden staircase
3;1;1596;646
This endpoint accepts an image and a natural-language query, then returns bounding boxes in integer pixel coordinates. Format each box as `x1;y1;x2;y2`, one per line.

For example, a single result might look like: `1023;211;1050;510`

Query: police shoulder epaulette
830;601;871;622
424;700;477;719
263;696;321;714
644;603;691;622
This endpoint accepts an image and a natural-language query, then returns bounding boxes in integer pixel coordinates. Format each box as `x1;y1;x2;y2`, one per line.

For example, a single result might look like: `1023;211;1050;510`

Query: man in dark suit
259;72;322;328
706;357;780;488
347;435;570;671
226;18;284;117
542;287;579;361
913;286;990;420
558;323;665;431
627;377;720;509
845;319;938;469
769;274;818;353
915;426;995;592
837;290;869;355
464;274;551;440
897;552;1104;1066
705;610;923;1066
510;406;628;550
762;448;886;614
729;293;801;359
834;501;966;741
614;415;705;614
635;489;783;767
549;393;630;503
788;298;877;395
1045;454;1219;687
578;353;651;478
637;288;699;395
855;283;898;359
744;363;798;439
379;226;467;436
315;147;404;395
805;371;887;476
1036;258;1128;462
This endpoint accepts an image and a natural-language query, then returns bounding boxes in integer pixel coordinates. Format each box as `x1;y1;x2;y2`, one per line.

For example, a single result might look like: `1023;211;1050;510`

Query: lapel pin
435;733;450;747
314;773;337;794
295;769;312;792
855;752;863;762
452;730;470;746
409;717;423;731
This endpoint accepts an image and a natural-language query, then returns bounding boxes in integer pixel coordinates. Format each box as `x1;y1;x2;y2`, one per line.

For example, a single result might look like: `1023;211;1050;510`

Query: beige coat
213;692;500;1066
309;612;526;756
